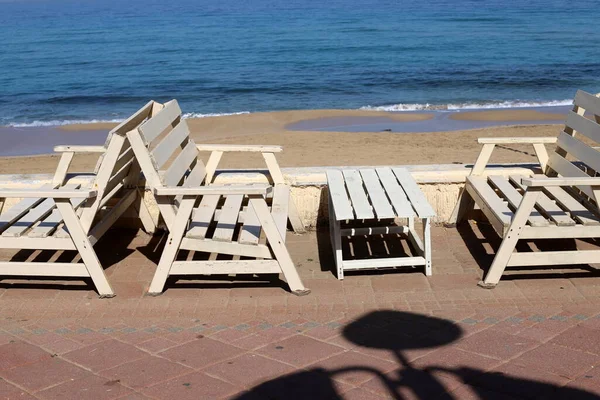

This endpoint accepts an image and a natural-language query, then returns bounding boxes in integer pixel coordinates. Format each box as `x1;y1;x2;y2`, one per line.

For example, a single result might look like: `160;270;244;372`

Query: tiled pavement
1;223;600;399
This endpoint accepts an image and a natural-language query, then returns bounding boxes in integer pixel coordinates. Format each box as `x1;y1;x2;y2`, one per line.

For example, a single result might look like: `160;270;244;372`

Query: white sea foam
6;111;252;127
360;99;573;112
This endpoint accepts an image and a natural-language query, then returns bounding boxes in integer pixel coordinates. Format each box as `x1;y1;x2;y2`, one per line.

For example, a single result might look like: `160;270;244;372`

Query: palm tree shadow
234;310;599;399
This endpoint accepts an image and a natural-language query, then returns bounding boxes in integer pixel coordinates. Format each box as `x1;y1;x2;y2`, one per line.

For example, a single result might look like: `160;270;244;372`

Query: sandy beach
0;108;566;175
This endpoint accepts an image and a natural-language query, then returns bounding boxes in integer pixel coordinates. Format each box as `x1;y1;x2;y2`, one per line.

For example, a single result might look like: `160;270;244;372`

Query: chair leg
447;187;474;227
135;189;158;234
55;200;114;298
328;196;344;279
250;197;310;296
479;189;540;288
287;190;306;234
148;197;195;295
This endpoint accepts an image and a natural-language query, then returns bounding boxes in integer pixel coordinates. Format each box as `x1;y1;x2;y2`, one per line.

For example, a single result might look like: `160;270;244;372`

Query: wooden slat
527;175;600;225
151;122;191;168
522;225;600;239
180;238;272;258
114;146;134;172
28;197;87;238
326;170;354;220
509;176;575;226
170;260;280;275
488;176;549;227
574;90;600;117
271;185;290;238
392;168;436;218
359;169;395;219
547;152;595;198
0;184;53;233
564;111;600;144
187;195;220;239
342;170;374;219
556;131;600;172
0;262;90;277
104;159;134;198
174;161;207;205
109;100;154;136
375;168;415;217
507;250;600;267
163;141;198;186
343;257;427;270
213;195;244;242
238;203;261;245
467;176;513;226
2;184;80;237
138;100;181;143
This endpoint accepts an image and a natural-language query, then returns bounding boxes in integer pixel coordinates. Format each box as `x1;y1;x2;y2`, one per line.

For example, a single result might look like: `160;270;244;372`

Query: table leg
423;217;432;276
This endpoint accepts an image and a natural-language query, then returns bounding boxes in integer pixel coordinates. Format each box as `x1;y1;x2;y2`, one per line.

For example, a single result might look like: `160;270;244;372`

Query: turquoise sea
0;0;599;126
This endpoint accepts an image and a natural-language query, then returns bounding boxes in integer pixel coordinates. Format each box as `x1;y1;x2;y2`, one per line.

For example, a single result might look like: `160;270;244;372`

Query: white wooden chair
124;100;310;295
0;102;156;297
451;90;600;288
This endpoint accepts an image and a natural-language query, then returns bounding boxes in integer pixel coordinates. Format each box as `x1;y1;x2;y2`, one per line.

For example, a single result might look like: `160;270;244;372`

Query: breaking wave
360;99;573;112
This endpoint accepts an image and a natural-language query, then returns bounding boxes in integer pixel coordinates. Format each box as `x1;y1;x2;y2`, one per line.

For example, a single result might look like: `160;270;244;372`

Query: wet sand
0;108;566;175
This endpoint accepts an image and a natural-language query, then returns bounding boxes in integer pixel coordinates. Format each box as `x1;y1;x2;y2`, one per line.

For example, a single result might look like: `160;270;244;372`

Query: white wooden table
326;167;436;279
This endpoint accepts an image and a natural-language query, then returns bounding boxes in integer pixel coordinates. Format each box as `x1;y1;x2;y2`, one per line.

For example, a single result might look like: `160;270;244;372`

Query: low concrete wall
0;163;540;229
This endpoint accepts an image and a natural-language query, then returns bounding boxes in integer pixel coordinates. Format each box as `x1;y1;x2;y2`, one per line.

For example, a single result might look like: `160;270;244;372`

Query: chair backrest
546;90;600;203
78;101;155;232
124;100;208;227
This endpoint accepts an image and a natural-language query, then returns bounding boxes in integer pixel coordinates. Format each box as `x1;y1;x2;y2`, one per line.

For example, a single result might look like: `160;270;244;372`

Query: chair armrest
521;177;600;187
54;145;105;153
154;184;272;196
477;137;557;145
0;189;97;198
196;144;283;153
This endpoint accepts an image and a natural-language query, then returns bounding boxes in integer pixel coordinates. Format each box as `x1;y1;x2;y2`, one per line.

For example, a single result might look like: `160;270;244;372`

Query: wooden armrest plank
478;137;557;144
196;144;283;153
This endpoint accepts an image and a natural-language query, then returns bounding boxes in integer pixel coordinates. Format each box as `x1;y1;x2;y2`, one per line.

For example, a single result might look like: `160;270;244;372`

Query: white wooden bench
0;102;155;297
124;100;310;296
451;90;600;288
327;167;435;279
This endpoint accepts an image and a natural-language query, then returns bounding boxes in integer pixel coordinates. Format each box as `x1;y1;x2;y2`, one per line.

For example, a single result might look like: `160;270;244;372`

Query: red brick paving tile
565;367;600;396
516;320;578;343
135;337;178;353
36;374;132;400
342;387;389;399
203;354;296;387
158;337;243;369
447;384;517;400
62;339;147;372
209;328;254;343
411;346;501;375
428;274;481;290
308;351;397;386
550;325;600;356
64;331;110;346
511;343;599;379
0;357;90;392
370;274;430;292
0;378;37;399
455;329;539;360
0;331;16;346
142;371;239;400
99;356;192;389
0;341;51;371
112;331;156;345
256;335;345;367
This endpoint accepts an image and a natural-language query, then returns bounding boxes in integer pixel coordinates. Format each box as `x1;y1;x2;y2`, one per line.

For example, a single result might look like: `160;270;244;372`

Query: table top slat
342;170;375;219
326;170;354;220
392;168;436;218
375;167;416;217
359;169;396;219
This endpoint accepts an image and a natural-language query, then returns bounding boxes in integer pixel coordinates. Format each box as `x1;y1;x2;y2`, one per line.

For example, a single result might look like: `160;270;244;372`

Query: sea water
0;0;599;126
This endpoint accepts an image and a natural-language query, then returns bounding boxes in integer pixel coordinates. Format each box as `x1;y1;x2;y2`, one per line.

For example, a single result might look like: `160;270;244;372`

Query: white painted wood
522;175;600;188
286;193;306;234
556;132;600;173
565;111;600;144
507;250;600;266
163;141;198;186
541;182;600;225
532;143;549;170
174;160;207;205
180;238;272;259
326;170;354;220
262;152;285;185
187;195;220;239
170;260;281;275
375;167;415;217
271;185;290;238
197;144;283;153
0;237;75;250
249;197;309;294
546;153;597;199
359;169;395;219
328;196;344;279
52;152;75;186
392;168;436;218
109;100;154;136
340;226;409;236
204;151;223;184
466;177;513;227
151;122;190;168
342;169;374;219
155;184;270;196
423;218;432;276
0;262;90;277
139;100;181;143
478;137;557;144
53;145;106;153
0;184;53;233
55;199;114;297
521;225;600;239
471;143;496;175
488;175;549;227
509;176;574;226
0;189;96;198
342;256;427;269
574;90;600;115
213;195;243;242
481;188;542;286
148;196;196;294
238;201;261;245
87;190;137;245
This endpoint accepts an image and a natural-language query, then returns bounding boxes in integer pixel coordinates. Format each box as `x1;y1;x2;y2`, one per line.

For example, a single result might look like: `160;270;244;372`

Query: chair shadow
234;310;598;399
0;228;139;294
456;221;600;281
